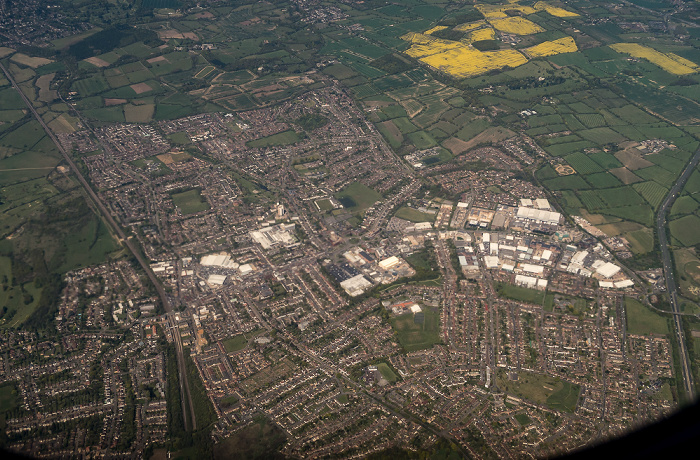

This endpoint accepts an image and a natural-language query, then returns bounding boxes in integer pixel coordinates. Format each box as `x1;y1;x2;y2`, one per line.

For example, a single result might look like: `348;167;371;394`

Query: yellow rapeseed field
533;2;580;17
524;36;578;57
424;25;448;35
454;21;488;32
610;43;699;75
488;17;545;35
404;31;528;78
469;28;497;42
476;3;536;18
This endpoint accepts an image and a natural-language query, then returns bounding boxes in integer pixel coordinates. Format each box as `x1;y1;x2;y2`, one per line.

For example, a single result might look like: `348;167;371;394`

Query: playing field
171;188;210;215
335;182;381;215
390;307;441;352
625;297;669;336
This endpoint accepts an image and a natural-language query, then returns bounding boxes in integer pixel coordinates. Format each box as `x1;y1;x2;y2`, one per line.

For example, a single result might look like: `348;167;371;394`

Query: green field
390;307;441;352
669;214;700;246
625;297;669;336
376;363;397;383
496;283;547;306
335;182;381;215
395;206;435;222
246;130;302;148
0;383;19;412
171;188;210;215
496;370;580;413
223;334;248;353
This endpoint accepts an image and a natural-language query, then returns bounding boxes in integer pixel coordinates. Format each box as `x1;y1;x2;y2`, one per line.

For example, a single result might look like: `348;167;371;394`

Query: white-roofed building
484;256;499;269
207;274;227;286
521;264;544;275
378;256;400;270
514;274;538;288
340;274;373;296
596;262;621;278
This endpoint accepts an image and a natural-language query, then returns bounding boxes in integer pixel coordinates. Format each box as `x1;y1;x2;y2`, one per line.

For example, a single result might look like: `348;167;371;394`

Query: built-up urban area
1;0;699;458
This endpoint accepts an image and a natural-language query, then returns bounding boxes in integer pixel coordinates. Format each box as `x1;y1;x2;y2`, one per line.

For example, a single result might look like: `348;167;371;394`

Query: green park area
223;334;248;353
625;297;669;336
170;188;210;215
0;383;19;412
395;206;435;222
496;370;580;413
376;363;398;383
390;307;441;352
246;130;302;148
335;182;381;216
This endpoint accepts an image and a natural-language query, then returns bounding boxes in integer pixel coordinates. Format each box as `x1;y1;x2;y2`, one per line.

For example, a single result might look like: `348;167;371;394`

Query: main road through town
0;63;198;431
657;143;700;400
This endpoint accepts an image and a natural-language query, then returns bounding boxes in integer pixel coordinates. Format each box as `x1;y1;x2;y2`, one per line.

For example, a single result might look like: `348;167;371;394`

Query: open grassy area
625;297;669;336
246;130;302;148
496;282;547;306
496;370;580;413
0;383;19;412
390;307;441;352
376;363;397;383
395;206;435;222
213;415;286;459
335;182;381;216
222;334;248;353
170;188;210;215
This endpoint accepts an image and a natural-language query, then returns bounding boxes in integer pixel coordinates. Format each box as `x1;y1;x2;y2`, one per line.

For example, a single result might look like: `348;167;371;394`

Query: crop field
72;75;109;97
402;31;529;78
407;131;436;149
390;116;417;134
577;190;605;210
671;196;699;216
625;228;654;254
467;28;496;42
542;174;590;191
610;43;699;75
533;2;579;17
632;181;667;209
564;153;604;174
524;37;577;58
614;150;654;171
585;172;622;188
670;214;700;246
634;166;676;188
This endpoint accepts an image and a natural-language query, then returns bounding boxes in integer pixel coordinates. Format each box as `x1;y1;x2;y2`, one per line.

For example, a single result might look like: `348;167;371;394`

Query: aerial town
0;0;699;458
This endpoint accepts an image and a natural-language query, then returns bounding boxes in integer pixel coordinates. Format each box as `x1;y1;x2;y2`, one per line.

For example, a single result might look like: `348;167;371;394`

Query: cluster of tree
430;29;467;42
472;39;501;51
369;53;414;74
506;75;566;90
438;9;484;26
295;113;329;132
66;25;162;60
